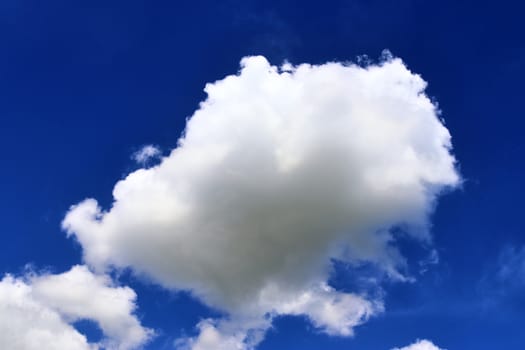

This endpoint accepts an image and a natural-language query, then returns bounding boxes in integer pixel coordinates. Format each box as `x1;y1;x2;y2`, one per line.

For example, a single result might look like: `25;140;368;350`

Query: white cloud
271;283;380;336
174;320;246;350
132;145;161;165
0;265;152;350
392;339;445;350
63;55;459;348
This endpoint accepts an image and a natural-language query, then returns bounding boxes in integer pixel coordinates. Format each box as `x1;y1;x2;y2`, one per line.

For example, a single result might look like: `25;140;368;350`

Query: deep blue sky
1;0;524;349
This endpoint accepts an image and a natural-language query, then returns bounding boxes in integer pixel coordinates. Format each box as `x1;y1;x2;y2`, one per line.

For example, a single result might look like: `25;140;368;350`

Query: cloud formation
132;145;162;165
392;339;445;350
63;55;459;348
0;265;152;350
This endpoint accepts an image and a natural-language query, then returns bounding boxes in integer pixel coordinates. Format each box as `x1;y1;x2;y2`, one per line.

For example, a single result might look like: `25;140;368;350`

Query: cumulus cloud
132;145;161;165
0;265;152;350
63;54;459;348
392;339;445;350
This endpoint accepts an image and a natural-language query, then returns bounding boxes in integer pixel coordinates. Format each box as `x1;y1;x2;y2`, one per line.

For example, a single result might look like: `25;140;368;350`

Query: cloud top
63;55;459;348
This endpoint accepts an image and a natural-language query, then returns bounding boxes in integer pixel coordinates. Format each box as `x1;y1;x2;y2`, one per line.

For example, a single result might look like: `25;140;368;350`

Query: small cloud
494;245;525;286
174;320;246;350
478;244;525;308
392;339;445;350
132;144;161;165
63;54;459;349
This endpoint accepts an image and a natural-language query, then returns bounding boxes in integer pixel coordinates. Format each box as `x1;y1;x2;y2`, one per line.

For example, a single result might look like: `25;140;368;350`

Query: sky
1;1;524;349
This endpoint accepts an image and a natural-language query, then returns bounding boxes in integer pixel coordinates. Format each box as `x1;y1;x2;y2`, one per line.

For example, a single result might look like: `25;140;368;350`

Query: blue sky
1;1;524;349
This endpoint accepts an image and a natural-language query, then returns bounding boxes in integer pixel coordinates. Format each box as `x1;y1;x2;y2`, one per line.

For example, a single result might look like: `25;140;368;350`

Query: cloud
174;320;246;350
269;283;380;336
63;54;459;348
392;339;445;350
0;265;152;350
493;245;525;287
132;145;162;165
478;244;525;309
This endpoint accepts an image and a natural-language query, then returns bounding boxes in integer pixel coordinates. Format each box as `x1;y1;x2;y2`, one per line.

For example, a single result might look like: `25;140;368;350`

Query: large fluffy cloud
0;265;152;350
392;339;445;350
63;54;459;348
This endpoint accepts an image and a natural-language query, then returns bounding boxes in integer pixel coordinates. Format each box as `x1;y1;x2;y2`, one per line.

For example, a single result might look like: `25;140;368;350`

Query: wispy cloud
132;145;162;165
478;244;525;310
392;339;445;350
